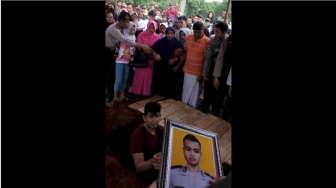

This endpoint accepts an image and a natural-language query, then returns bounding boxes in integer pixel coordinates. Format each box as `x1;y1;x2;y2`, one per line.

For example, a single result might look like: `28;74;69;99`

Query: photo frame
159;119;223;188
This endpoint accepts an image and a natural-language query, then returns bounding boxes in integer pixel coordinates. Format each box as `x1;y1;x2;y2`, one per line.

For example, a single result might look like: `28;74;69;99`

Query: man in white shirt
137;11;149;33
105;11;151;53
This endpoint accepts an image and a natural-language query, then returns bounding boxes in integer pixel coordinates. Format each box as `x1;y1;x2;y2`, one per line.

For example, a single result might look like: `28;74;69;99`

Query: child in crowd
159;23;168;39
113;23;136;102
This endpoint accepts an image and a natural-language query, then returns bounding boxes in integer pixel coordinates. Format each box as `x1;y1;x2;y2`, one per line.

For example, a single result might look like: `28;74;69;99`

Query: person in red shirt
129;102;163;187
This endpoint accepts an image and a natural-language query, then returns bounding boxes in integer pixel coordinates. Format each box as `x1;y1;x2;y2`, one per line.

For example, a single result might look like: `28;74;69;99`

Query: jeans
114;63;129;92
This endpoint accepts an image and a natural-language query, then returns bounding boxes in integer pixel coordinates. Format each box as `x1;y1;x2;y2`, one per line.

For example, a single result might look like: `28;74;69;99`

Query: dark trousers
152;63;183;100
202;77;228;116
221;93;232;122
164;70;183;100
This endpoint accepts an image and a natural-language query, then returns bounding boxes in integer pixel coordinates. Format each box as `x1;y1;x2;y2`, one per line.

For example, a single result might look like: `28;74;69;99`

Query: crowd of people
105;2;232;187
105;1;232;120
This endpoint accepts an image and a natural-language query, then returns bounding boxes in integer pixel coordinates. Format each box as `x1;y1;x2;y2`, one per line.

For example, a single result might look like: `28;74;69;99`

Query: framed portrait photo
159;120;223;188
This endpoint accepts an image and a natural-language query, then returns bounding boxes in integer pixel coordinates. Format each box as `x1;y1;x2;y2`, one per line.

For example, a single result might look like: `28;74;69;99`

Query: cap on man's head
193;21;204;31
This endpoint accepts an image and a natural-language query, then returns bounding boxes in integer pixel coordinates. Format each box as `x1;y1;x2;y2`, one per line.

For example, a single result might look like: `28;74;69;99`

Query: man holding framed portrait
129;102;163;187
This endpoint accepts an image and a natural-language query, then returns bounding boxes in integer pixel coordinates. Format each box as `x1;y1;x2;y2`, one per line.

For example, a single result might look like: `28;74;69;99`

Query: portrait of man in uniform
169;134;214;188
159;120;223;188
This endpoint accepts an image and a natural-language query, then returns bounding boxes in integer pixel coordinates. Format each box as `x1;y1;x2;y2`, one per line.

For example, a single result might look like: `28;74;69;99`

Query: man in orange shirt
182;22;209;108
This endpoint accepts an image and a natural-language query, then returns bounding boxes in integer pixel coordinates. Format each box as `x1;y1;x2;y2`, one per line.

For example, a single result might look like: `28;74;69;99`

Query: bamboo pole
224;0;231;24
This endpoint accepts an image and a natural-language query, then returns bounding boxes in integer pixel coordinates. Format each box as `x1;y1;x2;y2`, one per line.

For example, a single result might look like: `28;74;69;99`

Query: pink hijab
145;20;158;32
137;20;159;47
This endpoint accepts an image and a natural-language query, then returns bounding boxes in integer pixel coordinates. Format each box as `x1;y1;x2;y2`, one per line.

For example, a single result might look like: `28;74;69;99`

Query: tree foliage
110;0;228;18
185;0;227;18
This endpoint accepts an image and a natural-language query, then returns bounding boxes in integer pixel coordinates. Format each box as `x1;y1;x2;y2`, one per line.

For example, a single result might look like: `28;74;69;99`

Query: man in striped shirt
181;21;209;108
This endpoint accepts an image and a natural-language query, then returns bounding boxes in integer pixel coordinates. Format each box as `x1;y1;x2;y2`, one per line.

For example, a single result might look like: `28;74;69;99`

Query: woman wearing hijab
178;28;192;45
128;20;161;97
152;27;184;99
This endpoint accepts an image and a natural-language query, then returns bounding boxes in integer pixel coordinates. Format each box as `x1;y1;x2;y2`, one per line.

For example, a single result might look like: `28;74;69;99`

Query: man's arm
151;49;161;61
105;27;115;50
108;26;152;53
202;40;214;80
213;39;228;89
175;52;186;69
213;39;227;79
113;27;137;47
132;153;156;173
198;40;209;81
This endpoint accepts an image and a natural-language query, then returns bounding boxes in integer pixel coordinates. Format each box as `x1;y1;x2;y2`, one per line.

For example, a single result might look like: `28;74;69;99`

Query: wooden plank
165;100;185;117
159;99;177;112
137;97;174;113
167;102;193;123
159;101;178;117
128;95;165;110
219;129;231;164
178;109;205;125
158;100;186;127
207;120;231;137
193;114;219;130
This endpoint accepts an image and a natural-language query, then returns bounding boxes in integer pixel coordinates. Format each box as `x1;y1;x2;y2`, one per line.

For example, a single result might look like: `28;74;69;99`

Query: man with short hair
105;11;151;52
105;11;151;104
169;134;214;188
126;3;134;15
201;22;228;116
213;34;232;121
181;21;209;108
204;18;212;37
175;16;192;40
216;10;227;23
129;102;164;187
187;17;193;29
193;15;203;23
105;10;117;102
